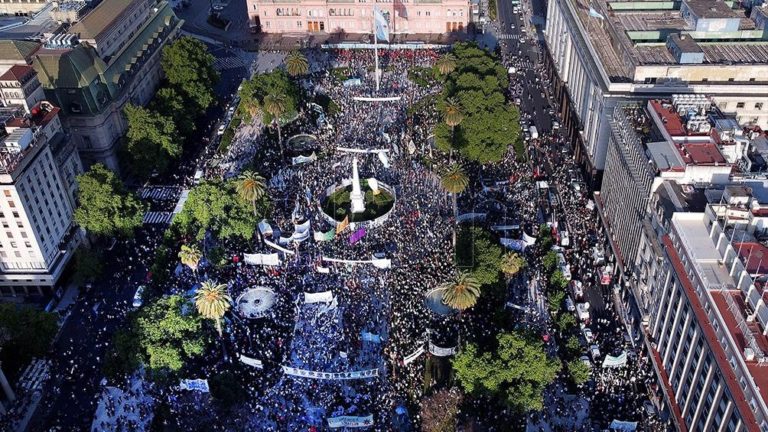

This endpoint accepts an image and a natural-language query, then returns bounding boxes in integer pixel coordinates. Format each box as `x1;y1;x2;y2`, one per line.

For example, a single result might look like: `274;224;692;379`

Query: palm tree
194;281;232;336
285;51;309;77
263;92;288;157
500;251;526;279
439;271;481;311
236;170;266;216
441;163;469;246
435;53;457;77
178;244;202;274
443;98;463;162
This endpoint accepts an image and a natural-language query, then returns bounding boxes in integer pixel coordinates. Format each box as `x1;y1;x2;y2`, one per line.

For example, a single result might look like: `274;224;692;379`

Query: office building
0;0;184;170
248;0;469;34
543;0;768;184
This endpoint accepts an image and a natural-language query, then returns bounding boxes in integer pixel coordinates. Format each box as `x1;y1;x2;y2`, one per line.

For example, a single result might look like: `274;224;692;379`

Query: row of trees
122;37;219;179
433;43;521;164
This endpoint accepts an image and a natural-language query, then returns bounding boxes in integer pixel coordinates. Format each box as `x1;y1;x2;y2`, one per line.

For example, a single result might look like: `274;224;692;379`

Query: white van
193;169;204;185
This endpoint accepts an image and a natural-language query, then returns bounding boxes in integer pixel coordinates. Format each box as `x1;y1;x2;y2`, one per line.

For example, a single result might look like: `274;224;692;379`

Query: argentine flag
374;6;390;42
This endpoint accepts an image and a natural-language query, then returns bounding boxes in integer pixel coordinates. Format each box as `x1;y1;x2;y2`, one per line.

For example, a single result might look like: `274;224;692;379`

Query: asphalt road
496;0;552;134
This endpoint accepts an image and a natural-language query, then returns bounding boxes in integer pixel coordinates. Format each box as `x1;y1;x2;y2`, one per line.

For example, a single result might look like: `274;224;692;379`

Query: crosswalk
213;56;248;71
143;211;173;225
499;34;523;40
138;186;182;201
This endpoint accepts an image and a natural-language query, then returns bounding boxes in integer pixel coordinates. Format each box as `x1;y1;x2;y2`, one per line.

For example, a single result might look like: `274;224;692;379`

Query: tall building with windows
543;0;768;184
12;0;184;170
248;0;469;34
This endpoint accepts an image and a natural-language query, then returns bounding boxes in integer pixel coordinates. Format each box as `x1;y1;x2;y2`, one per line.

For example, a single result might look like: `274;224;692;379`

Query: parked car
589;344;601;360
580;355;592;367
576;302;590;321
217;124;226;136
582;327;594;344
565;296;576;312
132;285;146;308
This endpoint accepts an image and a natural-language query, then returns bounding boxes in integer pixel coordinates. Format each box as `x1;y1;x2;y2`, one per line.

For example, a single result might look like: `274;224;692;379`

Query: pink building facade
249;0;470;34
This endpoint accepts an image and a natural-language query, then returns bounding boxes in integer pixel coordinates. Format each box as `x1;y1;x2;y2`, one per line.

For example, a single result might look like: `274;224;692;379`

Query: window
5;232;12;239
15;221;21;228
24;241;30;248
12;212;18;218
3;190;9;197
737;102;746;109
7;201;14;208
728;78;735;82
756;102;763;110
750;77;756;82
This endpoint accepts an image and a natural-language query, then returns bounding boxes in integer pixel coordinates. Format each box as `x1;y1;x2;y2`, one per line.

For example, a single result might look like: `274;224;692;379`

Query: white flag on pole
374;7;390;42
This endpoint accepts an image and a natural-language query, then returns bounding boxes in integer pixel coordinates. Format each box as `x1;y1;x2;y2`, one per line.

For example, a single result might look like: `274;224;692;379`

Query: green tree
74;164;144;238
550;270;569;291
435;43;520;164
443;97;463;162
435;53;457;76
547;289;566;314
567;359;591;386
439;271;481;311
456;226;504;286
285;50;309;77
161;36;219;112
538;224;554;251
73;246;104;284
178;244;202;273
239;70;299;124
542;250;559;273
452;331;561;413
123;104;181;178
194;281;231;336
555;311;577;332
103;327;141;380
263;92;288;157
174;181;267;241
134;295;207;374
151;87;196;138
420;388;463;432
500;252;526;279
235;170;267;216
440;163;469;217
0;304;58;373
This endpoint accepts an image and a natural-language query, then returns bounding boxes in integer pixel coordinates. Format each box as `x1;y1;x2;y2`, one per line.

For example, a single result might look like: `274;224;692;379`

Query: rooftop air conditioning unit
745;347;756;361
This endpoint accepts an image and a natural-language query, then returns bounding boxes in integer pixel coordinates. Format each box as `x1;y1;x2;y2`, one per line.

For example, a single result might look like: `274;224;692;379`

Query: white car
565;296;576;312
582;327;594;344
589;344;601;360
217;124;226;136
132;285;146;308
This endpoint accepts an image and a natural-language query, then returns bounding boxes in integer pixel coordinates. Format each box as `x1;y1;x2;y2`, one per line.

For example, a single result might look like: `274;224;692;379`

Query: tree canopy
134;295;208;374
0;304;58;373
173;181;269;241
239;70;300;124
456;226;504;286
123;104;182;179
420;388;463;432
74;164;144;238
435;43;520;163
150;87;196;138
567;359;591;386
160;36;219;113
452;331;561;413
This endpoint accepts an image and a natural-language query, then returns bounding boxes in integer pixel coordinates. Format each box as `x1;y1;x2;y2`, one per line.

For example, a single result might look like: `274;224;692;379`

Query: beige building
0;0;47;16
0;65;45;112
25;0;183;170
543;0;768;181
249;0;470;34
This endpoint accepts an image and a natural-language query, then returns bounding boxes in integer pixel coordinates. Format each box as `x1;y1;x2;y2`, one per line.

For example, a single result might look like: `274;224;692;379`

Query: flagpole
373;5;380;92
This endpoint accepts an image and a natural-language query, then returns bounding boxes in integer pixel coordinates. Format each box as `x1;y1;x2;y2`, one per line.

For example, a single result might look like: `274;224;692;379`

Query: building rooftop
565;0;768;83
0;65;35;83
734;242;768;275
0;3;62;40
682;142;728;165
69;0;138;40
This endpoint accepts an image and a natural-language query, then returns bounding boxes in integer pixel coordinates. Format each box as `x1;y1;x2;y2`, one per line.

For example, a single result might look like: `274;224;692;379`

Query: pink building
249;0;470;34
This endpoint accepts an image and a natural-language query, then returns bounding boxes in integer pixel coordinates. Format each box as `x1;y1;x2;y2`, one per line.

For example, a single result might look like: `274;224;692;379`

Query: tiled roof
0;40;41;62
0;65;35;82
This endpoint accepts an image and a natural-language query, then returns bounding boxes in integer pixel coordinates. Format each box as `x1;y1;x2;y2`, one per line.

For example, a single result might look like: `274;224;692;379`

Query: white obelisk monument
350;157;366;214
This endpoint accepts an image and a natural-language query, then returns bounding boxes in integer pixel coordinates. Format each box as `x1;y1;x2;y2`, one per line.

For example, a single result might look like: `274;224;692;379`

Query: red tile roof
650;100;687;136
734;242;768;275
0;65;34;82
681;143;727;165
663;235;761;430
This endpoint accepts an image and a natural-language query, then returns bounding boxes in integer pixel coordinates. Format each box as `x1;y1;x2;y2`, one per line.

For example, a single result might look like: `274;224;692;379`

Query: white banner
352;96;402;102
239;354;264;369
403;347;425;365
500;238;526;251
291;220;311;242
282;366;378;380
179;379;209;392
316;265;330;273
456;213;487;222
609;420;638;431
372;258;392;269
304;291;334;304
292;152;317;165
378;152;390;168
243;253;281;266
321;257;392;268
428;342;457;357
523;232;537;246
264;238;296;255
602;351;628;368
327;415;374;428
